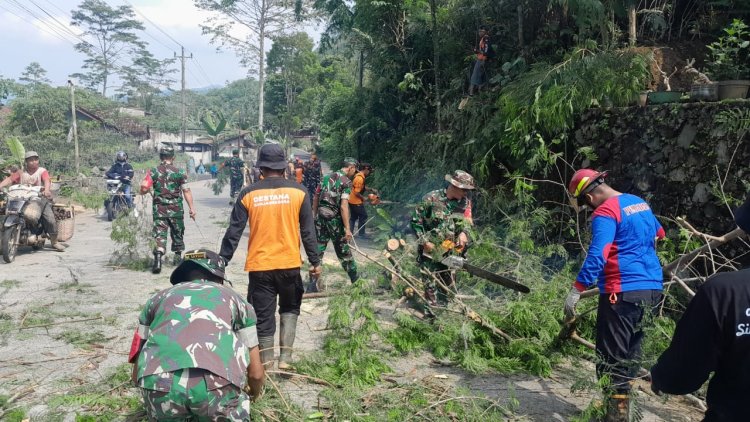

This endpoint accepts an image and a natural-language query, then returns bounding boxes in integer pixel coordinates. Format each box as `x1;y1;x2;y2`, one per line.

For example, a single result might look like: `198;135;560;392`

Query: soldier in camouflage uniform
221;149;245;200
303;153;322;205
410;170;476;317
140;146;196;274
309;157;360;291
129;249;265;421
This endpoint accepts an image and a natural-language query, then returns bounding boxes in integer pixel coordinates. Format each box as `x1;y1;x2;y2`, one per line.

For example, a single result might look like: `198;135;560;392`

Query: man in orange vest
349;163;378;239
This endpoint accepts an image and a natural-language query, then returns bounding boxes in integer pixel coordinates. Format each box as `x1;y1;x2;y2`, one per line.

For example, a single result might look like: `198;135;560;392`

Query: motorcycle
103;178;134;221
1;185;48;263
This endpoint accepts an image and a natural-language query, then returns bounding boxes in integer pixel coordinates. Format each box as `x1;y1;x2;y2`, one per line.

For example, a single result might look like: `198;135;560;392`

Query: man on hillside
349;163;378;239
649;195;750;422
220;149;245;200
459;26;492;109
564;169;665;422
303;152;322;205
220;143;321;369
129;248;265;420
140;145;196;274
309;157;360;292
0;151;65;251
411;170;475;317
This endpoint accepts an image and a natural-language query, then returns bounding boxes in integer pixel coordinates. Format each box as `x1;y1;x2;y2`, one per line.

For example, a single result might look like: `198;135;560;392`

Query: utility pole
68;80;80;175
175;46;192;151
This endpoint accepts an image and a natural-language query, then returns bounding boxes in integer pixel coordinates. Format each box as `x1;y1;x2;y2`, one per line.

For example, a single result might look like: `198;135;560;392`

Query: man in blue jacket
105;151;135;208
564;169;665;422
650;195;750;421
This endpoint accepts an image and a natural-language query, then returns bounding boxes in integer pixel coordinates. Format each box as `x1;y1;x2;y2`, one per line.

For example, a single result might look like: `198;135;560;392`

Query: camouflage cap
232;149;240;155
343;157;358;166
444;170;475;190
170;249;229;285
159;145;175;157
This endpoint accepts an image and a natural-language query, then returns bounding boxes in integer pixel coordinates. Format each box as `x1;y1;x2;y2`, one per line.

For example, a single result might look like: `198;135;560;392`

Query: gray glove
564;287;581;318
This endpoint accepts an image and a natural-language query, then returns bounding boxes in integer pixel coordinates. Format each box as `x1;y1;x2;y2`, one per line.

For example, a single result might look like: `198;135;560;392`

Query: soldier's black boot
152;252;163;274
172;252;181;266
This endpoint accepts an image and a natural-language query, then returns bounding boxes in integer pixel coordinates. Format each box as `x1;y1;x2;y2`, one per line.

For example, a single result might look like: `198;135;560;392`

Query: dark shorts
247;268;304;337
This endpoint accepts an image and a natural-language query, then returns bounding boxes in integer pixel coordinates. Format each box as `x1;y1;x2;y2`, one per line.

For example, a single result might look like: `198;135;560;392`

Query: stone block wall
572;99;749;235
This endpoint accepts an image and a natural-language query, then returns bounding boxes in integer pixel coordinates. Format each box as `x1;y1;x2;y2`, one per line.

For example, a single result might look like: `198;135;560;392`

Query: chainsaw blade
461;263;531;293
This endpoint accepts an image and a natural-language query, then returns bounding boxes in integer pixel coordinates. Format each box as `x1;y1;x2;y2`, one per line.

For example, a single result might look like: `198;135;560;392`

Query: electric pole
68;80;80;175
175;46;192;151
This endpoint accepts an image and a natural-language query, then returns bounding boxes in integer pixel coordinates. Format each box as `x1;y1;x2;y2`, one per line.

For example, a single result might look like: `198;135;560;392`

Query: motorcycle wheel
109;195;128;221
2;226;20;263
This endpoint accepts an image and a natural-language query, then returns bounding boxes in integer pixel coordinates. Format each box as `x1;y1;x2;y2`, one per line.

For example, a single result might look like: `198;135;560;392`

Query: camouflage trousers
153;217;185;254
316;216;358;282
140;368;250;421
417;258;455;317
230;176;244;198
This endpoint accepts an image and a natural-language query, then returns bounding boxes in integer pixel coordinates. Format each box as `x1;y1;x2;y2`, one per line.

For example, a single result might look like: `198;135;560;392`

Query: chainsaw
429;239;530;293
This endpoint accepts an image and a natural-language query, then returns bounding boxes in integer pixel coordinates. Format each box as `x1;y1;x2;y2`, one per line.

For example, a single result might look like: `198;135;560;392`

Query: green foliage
296;283;391;387
54;330;107;350
706;19;750;80
4;136;24;169
109;212;154;271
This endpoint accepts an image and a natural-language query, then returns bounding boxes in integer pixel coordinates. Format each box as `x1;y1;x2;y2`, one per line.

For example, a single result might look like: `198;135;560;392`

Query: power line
122;0;182;49
5;0;79;45
193;57;215;87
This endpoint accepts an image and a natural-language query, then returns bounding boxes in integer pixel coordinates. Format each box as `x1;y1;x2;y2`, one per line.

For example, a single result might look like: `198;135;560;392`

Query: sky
0;0;322;91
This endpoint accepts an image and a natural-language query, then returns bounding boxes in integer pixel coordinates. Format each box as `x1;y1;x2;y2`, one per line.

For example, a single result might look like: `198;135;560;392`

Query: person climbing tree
459;25;492;110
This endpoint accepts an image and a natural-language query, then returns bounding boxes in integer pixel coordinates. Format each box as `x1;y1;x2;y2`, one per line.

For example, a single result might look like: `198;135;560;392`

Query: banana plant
200;109;227;160
5;136;25;168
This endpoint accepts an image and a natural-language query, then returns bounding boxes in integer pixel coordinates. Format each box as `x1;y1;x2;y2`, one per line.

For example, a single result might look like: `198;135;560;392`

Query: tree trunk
258;18;266;129
429;0;441;133
628;4;637;47
517;4;524;48
358;50;364;88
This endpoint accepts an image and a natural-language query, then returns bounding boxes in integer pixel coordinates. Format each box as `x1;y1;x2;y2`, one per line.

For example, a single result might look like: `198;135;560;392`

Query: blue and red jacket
574;194;665;294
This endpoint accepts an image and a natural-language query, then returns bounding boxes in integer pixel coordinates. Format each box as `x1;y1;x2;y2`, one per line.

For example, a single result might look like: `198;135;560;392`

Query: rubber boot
258;336;275;369
278;313;298;370
604;394;630;422
49;234;65;252
348;271;359;284
152;252;163;274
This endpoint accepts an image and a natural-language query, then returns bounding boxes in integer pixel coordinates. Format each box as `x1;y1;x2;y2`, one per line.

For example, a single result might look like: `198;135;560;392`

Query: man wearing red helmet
565;169;665;422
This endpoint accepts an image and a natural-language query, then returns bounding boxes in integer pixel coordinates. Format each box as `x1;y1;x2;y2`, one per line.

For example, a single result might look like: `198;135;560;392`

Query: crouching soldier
129;249;265;420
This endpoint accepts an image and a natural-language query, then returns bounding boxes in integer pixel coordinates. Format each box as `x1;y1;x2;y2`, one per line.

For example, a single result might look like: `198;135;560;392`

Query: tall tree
70;0;145;97
118;50;176;112
19;62;51;85
195;0;302;129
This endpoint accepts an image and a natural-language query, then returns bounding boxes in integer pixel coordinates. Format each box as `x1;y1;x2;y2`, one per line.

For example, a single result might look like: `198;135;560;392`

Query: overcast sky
0;0;321;91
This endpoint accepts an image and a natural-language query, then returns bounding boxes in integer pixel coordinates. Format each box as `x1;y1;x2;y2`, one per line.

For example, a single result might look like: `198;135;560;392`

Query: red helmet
568;169;608;212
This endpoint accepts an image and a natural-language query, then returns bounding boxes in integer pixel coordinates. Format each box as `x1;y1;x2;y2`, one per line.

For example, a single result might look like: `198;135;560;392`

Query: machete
440;255;531;293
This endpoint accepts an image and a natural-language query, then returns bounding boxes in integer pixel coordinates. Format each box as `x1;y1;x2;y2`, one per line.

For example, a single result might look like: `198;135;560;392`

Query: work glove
564;287;581;318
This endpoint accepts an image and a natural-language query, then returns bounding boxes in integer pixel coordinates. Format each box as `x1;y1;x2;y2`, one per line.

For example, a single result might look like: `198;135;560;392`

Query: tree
19;62;51;86
118;50;176;112
194;0;302;130
70;0;146;96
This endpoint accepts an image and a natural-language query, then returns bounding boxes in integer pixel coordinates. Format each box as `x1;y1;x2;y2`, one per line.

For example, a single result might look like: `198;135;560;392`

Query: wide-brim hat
170;249;230;285
256;144;288;170
445;170;475;190
24;151;39;160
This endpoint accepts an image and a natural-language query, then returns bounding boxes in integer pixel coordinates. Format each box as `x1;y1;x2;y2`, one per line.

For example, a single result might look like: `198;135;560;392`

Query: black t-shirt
651;268;750;421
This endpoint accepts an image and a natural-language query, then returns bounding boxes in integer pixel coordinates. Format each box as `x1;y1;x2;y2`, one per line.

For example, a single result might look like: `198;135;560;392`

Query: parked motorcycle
103;178;132;221
1;185;48;263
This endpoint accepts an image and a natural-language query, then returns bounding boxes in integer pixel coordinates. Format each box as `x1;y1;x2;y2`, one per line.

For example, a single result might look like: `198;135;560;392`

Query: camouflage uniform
411;188;474;311
150;163;189;254
303;159;322;203
223;157;245;198
133;279;258;421
316;169;358;282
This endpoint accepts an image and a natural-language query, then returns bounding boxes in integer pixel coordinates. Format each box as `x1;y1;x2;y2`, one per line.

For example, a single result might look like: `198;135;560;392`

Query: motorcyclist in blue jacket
106;151;135;208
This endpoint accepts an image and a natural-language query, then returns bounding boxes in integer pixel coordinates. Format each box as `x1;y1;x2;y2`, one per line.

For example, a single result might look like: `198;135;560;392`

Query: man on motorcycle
105;151;135;208
0;151;65;251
